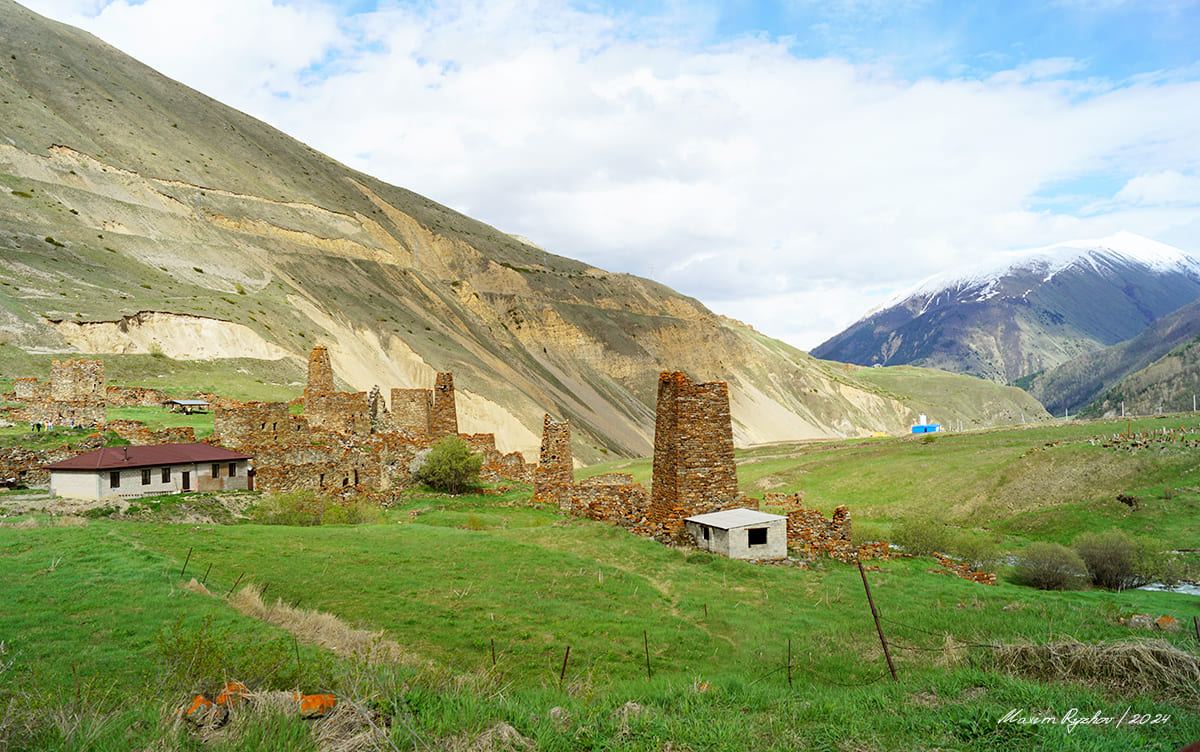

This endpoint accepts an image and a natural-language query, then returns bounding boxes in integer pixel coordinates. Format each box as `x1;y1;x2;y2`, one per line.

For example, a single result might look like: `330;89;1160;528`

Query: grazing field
2;418;1200;750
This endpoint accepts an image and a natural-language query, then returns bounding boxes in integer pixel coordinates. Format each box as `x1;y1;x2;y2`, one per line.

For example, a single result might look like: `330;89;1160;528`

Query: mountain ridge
811;232;1200;385
0;0;1050;458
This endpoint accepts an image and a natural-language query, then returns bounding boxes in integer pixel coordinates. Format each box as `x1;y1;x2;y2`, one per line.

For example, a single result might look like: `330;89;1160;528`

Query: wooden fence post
858;560;897;682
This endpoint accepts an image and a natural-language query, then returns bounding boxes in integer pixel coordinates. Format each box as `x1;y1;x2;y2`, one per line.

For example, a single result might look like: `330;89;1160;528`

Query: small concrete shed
685;508;788;561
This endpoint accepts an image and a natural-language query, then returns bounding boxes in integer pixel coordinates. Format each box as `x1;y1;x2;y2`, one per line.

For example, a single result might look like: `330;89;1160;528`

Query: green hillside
3;417;1198;750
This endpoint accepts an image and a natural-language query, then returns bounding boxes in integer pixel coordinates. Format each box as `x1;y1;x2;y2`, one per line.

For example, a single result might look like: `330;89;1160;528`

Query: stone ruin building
532;370;888;561
208;346;531;497
10;358;107;428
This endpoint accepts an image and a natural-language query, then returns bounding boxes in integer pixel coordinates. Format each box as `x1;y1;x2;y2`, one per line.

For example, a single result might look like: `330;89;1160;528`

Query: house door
247;468;255;491
182;471;191;491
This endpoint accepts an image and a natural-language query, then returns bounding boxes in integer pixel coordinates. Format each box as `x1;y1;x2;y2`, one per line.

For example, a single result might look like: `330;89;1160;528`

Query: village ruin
3;351;891;563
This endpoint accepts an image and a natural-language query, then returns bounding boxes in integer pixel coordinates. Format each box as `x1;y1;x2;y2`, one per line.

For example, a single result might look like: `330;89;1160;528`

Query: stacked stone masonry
51;359;105;402
649;371;740;536
108;420;197;446
430;372;458;438
305;346;335;404
106;385;170;407
533;415;573;506
932;552;997;585
764;493;889;562
306;392;371;438
391;389;433;434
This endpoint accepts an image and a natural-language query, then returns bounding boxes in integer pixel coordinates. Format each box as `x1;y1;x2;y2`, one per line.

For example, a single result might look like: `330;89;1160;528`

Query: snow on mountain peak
871;232;1200;317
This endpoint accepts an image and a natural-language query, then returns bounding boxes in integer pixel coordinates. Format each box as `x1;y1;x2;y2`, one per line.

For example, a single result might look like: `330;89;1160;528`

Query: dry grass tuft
180;578;212;596
230;585;430;669
995;638;1200;701
312;700;392;752
444;721;535;752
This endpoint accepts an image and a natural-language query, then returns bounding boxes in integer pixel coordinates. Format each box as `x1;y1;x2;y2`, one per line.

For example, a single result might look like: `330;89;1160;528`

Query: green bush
412;436;482;494
250;491;383;526
1073;529;1153;591
948;530;1003;572
1013;542;1089;590
890;517;953;557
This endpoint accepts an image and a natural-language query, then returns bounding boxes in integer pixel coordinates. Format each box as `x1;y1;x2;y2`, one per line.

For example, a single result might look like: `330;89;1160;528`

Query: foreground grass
2;488;1198;750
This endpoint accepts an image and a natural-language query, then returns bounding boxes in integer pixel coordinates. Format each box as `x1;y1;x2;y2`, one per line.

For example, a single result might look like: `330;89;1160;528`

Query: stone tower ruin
533;414;573;507
430;372;458;438
649;370;739;528
305;346;335;404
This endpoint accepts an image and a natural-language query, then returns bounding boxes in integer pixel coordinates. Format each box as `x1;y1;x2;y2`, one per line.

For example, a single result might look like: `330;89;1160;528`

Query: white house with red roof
45;443;253;500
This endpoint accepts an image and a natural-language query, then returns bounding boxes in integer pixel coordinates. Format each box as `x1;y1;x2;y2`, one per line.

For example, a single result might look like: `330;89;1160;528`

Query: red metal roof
45;443;253;471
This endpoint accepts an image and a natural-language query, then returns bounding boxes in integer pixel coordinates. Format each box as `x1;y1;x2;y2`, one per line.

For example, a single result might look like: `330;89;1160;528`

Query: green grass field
2;419;1200;749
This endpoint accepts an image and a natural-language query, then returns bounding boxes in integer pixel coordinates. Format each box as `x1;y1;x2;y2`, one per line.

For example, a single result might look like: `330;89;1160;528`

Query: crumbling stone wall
764;493;888;562
252;444;381;495
107;420;197;446
388;372;457;439
306;392;370;438
649;371;739;534
430;372;458;438
391;389;433;435
533;415;573;506
305;346;335;404
568;474;652;527
932;553;996;585
106;385;170;407
20;401;106;429
13;378;39;400
51;359;105;402
214;402;308;449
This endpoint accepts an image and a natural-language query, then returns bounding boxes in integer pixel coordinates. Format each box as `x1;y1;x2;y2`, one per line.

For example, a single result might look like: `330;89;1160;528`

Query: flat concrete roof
685;508;787;530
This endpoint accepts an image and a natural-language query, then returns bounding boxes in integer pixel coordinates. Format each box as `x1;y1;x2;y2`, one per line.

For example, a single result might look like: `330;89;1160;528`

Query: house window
702;526;710;541
748;528;767;547
162;467;170;483
141;468;151;485
212;463;220;479
228;462;237;477
110;471;120;489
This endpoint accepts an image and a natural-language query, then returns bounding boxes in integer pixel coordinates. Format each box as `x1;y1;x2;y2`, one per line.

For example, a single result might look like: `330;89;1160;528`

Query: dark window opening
162;467;170;483
702;526;710;541
353;469;359;485
229;462;237;477
110;471;120;489
342;476;349;487
748;527;768;547
182;471;191;491
141;468;151;485
212;463;220;479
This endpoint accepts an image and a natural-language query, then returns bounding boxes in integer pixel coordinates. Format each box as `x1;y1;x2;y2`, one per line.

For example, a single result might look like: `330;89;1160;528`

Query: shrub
948;530;1003;572
1074;529;1153;591
250;491;383;526
890;517;953;557
412;436;482;494
1014;542;1089;590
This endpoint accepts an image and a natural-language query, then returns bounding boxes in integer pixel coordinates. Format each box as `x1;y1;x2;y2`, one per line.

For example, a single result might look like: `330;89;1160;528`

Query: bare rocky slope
0;0;1049;460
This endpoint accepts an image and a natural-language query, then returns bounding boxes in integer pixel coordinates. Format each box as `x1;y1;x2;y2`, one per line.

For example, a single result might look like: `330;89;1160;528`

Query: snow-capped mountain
811;232;1200;385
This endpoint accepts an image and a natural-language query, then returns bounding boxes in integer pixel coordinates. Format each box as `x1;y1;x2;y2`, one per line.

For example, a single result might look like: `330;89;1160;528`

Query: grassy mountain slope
0;0;1047;459
1022;297;1200;416
1079;333;1200;418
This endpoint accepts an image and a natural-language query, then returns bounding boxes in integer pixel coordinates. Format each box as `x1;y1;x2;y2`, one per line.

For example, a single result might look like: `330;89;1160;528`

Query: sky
19;0;1200;349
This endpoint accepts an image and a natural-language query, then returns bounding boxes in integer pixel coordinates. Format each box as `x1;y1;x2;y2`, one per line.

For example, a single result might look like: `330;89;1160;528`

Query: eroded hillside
0;0;1050;459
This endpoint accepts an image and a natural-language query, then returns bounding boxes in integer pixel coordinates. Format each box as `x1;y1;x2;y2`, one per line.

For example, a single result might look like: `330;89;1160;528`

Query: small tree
412;436;482;494
1074;529;1154;591
1014;542;1089;591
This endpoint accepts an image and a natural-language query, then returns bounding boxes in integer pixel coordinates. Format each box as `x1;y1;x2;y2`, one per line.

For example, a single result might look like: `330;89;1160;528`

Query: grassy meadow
2;413;1200;749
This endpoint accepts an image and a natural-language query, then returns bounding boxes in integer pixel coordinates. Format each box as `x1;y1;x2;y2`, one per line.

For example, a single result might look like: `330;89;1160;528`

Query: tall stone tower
649;370;739;529
429;372;458;438
533;415;573;507
305;346;335;404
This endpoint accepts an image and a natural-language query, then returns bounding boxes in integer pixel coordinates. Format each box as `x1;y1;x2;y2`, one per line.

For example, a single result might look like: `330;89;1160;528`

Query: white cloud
19;0;1200;349
1114;171;1200;207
